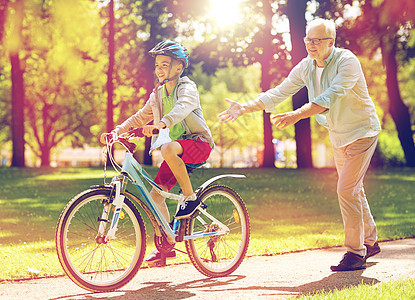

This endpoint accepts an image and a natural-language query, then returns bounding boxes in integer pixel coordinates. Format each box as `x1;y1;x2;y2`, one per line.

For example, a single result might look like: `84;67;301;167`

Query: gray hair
306;18;336;39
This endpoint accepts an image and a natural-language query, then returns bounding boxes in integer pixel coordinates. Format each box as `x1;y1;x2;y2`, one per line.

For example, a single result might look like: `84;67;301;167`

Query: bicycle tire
185;184;250;277
56;188;146;292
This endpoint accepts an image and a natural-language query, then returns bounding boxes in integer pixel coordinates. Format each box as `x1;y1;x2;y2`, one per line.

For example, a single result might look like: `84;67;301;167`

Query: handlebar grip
101;133;114;144
129;127;159;137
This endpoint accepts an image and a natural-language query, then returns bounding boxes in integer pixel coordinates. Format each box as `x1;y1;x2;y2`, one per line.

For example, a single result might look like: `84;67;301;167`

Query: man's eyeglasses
303;37;333;45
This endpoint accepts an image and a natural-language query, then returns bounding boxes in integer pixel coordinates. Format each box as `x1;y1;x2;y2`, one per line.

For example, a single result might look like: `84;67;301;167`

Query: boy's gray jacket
116;76;214;150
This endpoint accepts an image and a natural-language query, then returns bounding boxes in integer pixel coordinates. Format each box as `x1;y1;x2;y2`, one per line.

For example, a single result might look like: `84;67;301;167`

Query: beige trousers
332;135;378;257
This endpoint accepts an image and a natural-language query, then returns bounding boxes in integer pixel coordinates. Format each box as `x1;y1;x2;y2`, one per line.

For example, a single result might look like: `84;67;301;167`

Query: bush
372;131;406;167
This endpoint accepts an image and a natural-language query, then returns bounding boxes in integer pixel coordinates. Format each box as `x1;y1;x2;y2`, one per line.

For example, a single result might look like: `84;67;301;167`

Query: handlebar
128;127;159;137
102;127;159;153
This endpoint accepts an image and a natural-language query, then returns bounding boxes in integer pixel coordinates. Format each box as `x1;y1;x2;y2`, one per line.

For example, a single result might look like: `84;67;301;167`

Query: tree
100;0;189;165
191;0;294;168
106;0;115;134
124;0;174;165
8;0;25;167
182;0;318;168
102;0;115;167
285;0;313;168
21;0;104;166
316;0;415;166
98;0;316;168
258;1;279;167
196;63;264;167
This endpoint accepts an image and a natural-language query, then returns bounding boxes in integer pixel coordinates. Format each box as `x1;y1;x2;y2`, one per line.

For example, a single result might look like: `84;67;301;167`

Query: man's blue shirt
259;47;381;148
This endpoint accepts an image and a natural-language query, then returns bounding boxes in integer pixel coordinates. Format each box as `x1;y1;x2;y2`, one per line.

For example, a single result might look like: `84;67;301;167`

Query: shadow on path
276;262;380;296
208;262;380;297
49;275;246;300
49;264;382;299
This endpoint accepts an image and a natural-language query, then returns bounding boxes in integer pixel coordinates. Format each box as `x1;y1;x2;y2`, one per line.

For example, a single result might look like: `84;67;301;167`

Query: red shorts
154;139;211;191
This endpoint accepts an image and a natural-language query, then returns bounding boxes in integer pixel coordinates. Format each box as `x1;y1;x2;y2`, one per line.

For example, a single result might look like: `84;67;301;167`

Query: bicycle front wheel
185;184;250;277
56;188;146;292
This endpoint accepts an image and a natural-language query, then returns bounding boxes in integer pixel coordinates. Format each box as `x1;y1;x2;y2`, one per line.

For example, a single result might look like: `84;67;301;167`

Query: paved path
1;239;414;299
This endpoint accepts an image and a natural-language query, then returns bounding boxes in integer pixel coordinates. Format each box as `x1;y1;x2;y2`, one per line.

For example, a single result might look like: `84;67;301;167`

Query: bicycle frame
106;150;245;244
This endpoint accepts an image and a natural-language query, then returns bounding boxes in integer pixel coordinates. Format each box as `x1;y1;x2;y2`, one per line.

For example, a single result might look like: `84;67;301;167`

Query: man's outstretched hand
218;99;245;123
271;112;301;129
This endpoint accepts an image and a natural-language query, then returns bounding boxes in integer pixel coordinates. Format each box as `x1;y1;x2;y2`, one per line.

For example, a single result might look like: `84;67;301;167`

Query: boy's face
154;55;183;83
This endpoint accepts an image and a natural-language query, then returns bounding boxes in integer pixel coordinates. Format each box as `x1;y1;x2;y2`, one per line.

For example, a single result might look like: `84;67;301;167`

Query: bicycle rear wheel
56;188;146;292
185;184;250;277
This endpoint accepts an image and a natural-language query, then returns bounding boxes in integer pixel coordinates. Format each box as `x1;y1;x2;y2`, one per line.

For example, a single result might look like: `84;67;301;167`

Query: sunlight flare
208;0;244;28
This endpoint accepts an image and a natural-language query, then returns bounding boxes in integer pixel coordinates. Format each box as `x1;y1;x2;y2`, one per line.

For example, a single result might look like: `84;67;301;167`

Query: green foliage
316;0;415;167
193;63;264;166
201;86;263;167
0;64;11;143
215;62;262;93
192;62;262;94
359;55;388;123
399;57;415;121
2;0;106;165
357;55;410;167
374;131;406;167
0;0;414;168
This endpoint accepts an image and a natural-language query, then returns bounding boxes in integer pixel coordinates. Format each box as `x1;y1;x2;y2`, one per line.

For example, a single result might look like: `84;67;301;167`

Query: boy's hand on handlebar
100;131;118;144
100;133;110;144
143;122;165;137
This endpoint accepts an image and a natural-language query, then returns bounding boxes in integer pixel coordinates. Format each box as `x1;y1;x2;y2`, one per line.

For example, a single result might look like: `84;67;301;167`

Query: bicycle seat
185;162;206;174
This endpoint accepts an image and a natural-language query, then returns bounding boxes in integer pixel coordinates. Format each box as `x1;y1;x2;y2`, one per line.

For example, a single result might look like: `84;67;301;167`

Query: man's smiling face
305;24;334;66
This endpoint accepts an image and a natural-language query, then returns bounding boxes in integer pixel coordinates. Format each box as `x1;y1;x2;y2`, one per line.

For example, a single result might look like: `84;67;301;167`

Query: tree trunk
105;0;115;166
286;0;313;168
10;53;25;167
40;145;51;167
293;89;313;168
143;42;155;166
381;35;415;167
262;111;275;167
106;0;115;133
259;0;276;168
142;12;160;166
10;0;25;167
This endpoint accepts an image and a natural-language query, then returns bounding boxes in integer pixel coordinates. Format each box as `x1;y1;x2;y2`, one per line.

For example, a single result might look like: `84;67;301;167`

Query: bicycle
55;127;250;292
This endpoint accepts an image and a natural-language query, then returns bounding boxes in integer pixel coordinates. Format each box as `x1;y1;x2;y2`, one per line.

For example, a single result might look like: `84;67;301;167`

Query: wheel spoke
185;185;250;277
56;189;146;292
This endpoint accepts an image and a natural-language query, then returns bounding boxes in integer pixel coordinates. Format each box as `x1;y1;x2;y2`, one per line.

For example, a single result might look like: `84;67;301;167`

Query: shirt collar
324;47;336;66
312;47;336;68
162;80;179;99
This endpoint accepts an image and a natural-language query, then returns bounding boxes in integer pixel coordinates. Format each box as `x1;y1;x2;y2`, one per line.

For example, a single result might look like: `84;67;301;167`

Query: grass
0;166;414;291
298;278;415;300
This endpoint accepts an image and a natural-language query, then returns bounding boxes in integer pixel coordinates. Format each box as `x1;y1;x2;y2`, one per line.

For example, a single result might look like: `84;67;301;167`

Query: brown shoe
365;242;381;259
330;252;366;272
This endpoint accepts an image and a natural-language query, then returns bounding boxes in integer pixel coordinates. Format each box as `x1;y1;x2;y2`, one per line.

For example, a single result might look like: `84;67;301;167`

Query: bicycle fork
96;175;128;243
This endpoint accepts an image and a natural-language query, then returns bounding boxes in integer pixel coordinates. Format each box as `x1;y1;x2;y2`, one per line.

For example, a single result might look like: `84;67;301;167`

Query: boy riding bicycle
101;40;214;264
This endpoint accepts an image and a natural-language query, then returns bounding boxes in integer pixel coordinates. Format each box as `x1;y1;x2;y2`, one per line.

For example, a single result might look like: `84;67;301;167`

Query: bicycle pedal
175;220;186;243
146;260;167;268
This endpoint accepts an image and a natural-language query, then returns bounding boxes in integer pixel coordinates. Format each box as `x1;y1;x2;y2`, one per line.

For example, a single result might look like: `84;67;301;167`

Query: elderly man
219;18;381;271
